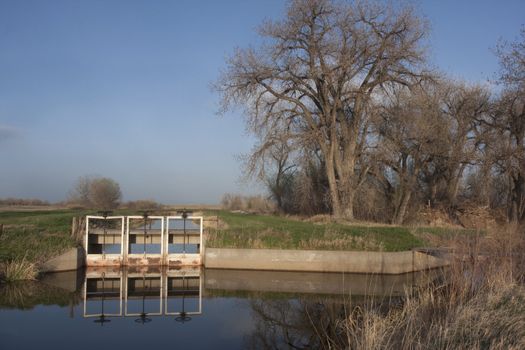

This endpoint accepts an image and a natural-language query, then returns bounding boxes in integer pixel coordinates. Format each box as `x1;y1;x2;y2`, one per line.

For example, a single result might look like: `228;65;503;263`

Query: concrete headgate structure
85;214;204;267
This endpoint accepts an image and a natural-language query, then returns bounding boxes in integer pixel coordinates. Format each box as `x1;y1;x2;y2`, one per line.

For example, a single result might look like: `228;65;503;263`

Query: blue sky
0;0;523;204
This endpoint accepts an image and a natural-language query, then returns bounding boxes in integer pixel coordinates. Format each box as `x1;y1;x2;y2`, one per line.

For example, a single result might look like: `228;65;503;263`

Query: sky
0;0;523;204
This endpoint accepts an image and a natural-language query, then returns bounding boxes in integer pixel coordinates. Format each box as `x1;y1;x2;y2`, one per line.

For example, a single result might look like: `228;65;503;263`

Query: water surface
0;267;441;349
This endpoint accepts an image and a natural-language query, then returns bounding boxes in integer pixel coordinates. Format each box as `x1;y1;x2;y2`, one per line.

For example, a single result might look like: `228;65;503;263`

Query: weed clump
0;257;38;282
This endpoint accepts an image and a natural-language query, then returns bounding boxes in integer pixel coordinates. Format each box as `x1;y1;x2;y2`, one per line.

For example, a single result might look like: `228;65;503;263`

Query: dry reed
0;256;38;282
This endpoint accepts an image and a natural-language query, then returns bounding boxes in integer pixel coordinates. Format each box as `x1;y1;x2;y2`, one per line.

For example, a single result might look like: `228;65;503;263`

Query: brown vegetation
330;227;525;349
121;199;162;211
0;198;50;206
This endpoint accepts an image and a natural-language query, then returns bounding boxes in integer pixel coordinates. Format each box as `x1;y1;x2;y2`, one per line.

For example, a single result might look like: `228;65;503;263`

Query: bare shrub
123;199;162;211
0;198;50;206
221;193;275;214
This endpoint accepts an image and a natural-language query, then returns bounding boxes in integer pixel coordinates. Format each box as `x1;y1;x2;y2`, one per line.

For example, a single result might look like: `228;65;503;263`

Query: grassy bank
0;209;88;265
206;211;477;252
0;208;145;266
0;208;476;276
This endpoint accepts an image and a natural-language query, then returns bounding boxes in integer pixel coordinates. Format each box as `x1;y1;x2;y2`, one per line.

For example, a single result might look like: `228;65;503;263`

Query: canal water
0;267;441;349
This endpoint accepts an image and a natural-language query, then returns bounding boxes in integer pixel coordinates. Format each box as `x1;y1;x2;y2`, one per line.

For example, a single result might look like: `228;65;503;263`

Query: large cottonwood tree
493;28;525;222
216;0;428;219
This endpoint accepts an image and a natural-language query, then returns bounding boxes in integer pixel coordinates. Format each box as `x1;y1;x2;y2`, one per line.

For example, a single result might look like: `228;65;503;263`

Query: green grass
0;209;135;264
0;210;88;264
206;211;476;252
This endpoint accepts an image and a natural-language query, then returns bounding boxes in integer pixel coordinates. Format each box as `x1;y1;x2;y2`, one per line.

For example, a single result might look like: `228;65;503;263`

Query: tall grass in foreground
0;256;38;282
313;225;525;349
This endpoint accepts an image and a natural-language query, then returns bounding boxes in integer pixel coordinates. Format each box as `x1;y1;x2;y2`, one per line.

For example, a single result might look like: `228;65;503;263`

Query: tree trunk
325;158;342;218
342;190;355;221
509;173;525;223
393;190;412;225
446;165;465;207
429;180;438;207
335;172;356;221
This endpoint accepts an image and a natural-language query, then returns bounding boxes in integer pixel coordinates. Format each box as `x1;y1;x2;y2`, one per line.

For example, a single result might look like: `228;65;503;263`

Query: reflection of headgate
83;267;203;322
125;271;163;321
164;269;202;320
85;214;203;267
83;269;123;322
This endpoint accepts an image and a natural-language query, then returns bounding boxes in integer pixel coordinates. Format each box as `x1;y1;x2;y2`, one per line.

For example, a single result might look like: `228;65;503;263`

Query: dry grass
0;256;38;282
311;225;525;349
298;228;385;251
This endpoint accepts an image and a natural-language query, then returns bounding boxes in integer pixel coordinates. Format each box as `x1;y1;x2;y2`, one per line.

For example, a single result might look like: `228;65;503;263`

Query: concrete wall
204;248;448;274
42;246;447;274
41;247;85;273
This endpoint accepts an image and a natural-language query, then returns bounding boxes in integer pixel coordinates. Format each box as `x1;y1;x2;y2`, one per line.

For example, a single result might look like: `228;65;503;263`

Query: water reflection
84;267;202;323
246;298;343;349
0;268;445;349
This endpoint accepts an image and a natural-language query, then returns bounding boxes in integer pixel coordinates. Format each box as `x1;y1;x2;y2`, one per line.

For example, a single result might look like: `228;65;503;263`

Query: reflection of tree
0;281;81;311
245;298;348;350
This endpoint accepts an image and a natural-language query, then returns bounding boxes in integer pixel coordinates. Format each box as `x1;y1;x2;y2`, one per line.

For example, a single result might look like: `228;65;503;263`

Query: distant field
0;205;67;212
206;211;479;252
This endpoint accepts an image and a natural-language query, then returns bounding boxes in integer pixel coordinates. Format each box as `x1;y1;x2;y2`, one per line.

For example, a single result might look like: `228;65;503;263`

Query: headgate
85;215;125;266
85;213;203;267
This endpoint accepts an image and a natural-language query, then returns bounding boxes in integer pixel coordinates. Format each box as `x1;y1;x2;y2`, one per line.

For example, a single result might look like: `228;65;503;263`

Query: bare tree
495;26;525;89
89;177;122;210
489;90;525;222
68;175;93;207
492;27;525;222
216;0;428;219
377;83;445;224
436;81;490;207
68;176;122;210
264;142;296;212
